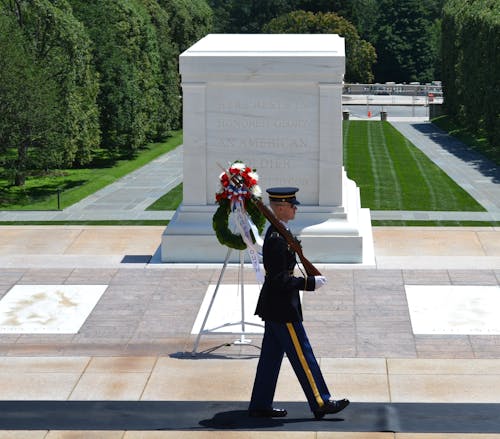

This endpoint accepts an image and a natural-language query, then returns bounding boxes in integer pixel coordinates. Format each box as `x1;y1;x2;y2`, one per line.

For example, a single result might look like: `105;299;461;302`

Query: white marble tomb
161;34;373;264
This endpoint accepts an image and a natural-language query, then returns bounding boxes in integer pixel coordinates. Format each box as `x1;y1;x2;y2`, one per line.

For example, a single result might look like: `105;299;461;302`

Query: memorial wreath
213;161;266;250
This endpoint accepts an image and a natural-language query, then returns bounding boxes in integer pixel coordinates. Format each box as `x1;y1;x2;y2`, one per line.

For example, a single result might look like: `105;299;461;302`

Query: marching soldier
248;187;349;420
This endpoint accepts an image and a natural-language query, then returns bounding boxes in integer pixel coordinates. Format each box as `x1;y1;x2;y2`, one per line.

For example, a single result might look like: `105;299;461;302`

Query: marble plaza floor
0;225;499;437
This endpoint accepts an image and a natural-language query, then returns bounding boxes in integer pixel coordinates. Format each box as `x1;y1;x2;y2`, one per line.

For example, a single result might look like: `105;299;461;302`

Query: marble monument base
161;171;373;265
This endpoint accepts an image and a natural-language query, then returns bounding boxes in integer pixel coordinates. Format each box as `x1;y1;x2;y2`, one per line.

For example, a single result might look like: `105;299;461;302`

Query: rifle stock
250;198;322;276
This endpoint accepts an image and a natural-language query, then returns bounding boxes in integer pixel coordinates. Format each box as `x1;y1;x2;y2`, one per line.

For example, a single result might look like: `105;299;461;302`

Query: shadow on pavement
413;123;500;183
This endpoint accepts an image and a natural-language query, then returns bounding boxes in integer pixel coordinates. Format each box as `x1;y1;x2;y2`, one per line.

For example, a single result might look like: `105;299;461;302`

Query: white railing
343;82;443;105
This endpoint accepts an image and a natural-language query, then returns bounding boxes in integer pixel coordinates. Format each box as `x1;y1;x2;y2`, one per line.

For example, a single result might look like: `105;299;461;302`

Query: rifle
220;165;322;276
250;196;322;276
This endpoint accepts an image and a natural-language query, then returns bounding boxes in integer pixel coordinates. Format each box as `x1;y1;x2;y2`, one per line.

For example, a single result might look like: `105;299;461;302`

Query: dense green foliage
2;0;496;196
207;0;442;83
138;0;182;138
0;0;100;185
0;13;58;185
208;0;294;33
70;0;163;153
343;121;484;212
441;0;500;149
208;0;379;37
373;0;443;83
158;0;212;53
0;0;211;186
295;0;379;41
263;10;376;83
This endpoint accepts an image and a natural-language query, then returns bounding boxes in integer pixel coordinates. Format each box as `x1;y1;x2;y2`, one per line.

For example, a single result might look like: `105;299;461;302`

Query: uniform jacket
255;223;315;322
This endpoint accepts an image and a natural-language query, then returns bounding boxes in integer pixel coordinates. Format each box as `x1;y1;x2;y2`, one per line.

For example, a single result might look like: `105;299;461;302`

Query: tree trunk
14;142;28;186
14;171;25;186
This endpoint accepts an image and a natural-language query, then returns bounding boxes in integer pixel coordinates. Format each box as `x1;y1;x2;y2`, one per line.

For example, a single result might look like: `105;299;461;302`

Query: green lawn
148;121;485;217
343;121;485;212
0;131;182;210
0;123;491;227
146;182;182;211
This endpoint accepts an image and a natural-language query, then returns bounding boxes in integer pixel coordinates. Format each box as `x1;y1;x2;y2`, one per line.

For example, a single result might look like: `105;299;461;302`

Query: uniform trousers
249;320;331;411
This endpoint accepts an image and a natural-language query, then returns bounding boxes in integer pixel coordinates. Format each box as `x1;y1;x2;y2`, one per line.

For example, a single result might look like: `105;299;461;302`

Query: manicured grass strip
401;135;438;209
343;120;374;206
0;131;182;210
0;220;169;226
342;121;485;212
372;220;500;227
146;183;182;211
1;219;497;227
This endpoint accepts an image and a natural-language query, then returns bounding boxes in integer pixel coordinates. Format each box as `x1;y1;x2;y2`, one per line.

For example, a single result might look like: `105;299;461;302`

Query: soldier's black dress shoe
313;398;350;420
248;408;288;418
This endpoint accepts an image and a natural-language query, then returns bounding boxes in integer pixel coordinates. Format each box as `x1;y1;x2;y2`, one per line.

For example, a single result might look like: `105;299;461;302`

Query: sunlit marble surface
405;285;500;335
0;285;107;334
191;284;264;335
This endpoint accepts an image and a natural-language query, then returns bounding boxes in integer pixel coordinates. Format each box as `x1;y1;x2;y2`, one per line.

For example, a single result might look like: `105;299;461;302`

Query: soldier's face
280;202;297;222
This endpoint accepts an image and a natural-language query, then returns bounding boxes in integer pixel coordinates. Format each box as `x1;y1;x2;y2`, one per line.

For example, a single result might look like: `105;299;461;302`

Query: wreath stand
191;247;264;356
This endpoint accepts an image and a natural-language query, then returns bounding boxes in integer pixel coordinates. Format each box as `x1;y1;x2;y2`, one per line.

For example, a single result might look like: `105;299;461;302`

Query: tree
373;0;442;83
139;0;182;136
442;0;500;147
157;0;213;52
0;14;57;185
71;0;212;154
0;0;100;185
70;0;164;155
295;0;380;41
263;10;376;83
154;0;212;132
207;0;292;33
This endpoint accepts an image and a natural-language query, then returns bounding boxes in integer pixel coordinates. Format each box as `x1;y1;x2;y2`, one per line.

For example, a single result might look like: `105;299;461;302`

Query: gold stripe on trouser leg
286;323;324;407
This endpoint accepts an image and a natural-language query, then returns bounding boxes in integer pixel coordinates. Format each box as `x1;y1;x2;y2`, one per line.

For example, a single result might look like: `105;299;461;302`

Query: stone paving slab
0;227;499;436
0;225;499;269
1;266;499;358
1;356;500;437
2;432;500;439
1;356;500;403
0;225;498;359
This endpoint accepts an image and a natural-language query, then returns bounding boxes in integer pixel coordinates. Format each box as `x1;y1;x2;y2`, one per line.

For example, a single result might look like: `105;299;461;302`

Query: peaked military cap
266;187;300;205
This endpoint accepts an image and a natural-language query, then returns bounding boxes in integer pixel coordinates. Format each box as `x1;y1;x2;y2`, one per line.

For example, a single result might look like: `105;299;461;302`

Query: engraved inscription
258;159;291;169
206;88;319;201
216;118;310;130
216;137;308;151
216;99;308;112
267;176;311;186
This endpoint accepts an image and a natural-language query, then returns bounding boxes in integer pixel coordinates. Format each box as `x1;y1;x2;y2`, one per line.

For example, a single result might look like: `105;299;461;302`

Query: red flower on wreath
215;161;262;206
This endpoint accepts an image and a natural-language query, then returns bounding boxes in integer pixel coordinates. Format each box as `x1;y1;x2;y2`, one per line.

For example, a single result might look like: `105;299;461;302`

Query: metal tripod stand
191;248;264;356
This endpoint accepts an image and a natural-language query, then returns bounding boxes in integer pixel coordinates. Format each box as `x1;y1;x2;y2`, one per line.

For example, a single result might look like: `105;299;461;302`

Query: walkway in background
0;119;498;224
378;122;500;222
0;146;182;222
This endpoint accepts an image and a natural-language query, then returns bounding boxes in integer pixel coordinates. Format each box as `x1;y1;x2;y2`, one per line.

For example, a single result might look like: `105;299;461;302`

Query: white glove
314;276;327;290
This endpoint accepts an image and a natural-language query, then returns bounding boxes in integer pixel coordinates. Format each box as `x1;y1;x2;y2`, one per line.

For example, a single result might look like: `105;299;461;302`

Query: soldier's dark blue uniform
248;187;349;420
